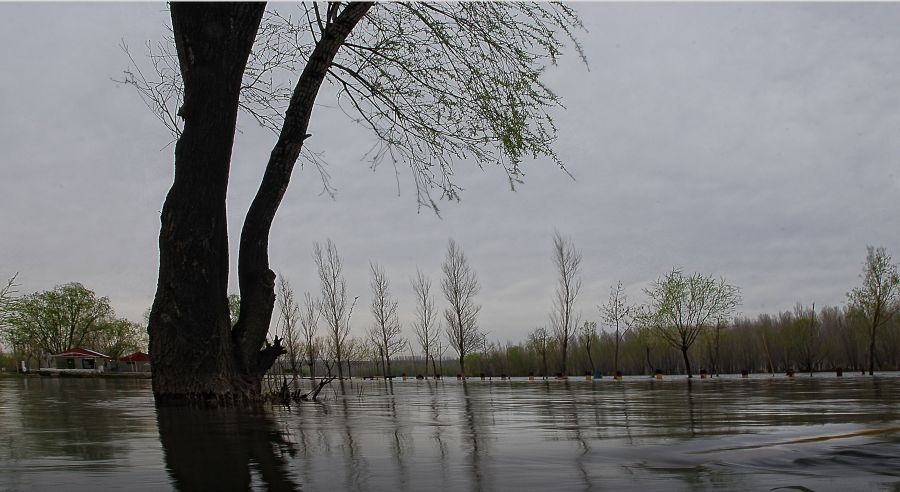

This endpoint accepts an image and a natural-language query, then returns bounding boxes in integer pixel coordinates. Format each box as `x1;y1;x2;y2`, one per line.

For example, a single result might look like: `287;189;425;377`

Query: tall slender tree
299;291;321;381
412;269;440;378
442;239;481;376
549;231;582;375
314;239;351;380
368;263;404;378
601;280;631;375
848;246;900;375
276;276;302;378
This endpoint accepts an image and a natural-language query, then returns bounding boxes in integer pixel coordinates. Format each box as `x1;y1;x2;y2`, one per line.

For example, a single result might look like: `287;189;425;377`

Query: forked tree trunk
148;2;372;402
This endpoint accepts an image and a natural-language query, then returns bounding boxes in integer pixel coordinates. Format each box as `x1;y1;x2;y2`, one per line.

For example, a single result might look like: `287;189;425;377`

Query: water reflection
157;405;299;491
461;381;485;491
1;375;899;490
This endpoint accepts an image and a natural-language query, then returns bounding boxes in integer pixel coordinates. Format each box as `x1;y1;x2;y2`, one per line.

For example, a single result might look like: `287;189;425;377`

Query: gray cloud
1;3;898;343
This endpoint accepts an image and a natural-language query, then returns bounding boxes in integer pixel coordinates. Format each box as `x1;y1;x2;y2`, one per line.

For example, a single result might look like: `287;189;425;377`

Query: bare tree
314;239;351;380
298;291;321;381
549;231;582;376
848;246;900;375
789;303;821;376
527;327;552;379
368;263;405;379
578;321;598;374
435;339;448;378
0;273;17;306
276;276;302;378
342;337;366;379
442;239;481;376
641;269;741;378
600;280;631;375
412;269;440;378
0;273;18;332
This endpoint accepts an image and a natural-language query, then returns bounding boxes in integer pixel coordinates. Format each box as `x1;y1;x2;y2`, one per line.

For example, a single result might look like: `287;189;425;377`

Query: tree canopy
126;2;585;210
1;282;146;359
848;246;900;375
132;2;584;401
640;269;741;377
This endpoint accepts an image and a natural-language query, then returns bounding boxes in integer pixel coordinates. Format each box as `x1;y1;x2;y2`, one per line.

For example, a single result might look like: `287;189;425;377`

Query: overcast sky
1;3;899;344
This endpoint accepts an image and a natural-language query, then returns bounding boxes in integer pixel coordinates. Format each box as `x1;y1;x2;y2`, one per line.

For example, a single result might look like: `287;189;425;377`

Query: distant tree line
2;243;896;380
269;240;900;381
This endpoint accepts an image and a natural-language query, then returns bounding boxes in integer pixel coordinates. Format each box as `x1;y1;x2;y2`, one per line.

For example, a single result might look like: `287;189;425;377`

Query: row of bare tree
271;240;898;380
273;238;482;382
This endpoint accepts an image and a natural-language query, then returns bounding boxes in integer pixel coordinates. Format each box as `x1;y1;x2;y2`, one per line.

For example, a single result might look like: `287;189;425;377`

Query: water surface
1;374;898;491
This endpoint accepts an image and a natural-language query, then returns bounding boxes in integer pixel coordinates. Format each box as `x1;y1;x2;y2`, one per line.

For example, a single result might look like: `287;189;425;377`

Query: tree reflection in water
156;404;299;491
462;381;489;492
3;377;899;491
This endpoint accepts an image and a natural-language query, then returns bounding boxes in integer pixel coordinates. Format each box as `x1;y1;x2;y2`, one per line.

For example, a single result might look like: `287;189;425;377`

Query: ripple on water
0;375;898;490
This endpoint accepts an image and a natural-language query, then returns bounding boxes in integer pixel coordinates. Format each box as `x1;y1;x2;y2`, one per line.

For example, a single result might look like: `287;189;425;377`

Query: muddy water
1;374;898;491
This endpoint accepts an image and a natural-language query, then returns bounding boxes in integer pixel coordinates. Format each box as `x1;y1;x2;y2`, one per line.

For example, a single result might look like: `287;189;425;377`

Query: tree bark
232;2;372;381
149;3;266;402
148;2;373;402
681;346;693;378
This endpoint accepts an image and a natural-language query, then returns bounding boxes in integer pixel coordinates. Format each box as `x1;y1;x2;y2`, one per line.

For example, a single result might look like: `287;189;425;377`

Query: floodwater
1;374;899;491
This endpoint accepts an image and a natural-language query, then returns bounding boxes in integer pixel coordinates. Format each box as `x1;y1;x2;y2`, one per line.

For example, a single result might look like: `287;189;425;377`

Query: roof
51;347;111;359
119;351;150;363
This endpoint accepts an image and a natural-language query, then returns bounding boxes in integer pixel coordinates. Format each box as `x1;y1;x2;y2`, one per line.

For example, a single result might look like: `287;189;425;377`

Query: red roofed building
118;351;151;372
50;347;111;372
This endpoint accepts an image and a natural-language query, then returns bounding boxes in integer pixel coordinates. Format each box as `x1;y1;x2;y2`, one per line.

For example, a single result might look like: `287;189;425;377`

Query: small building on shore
118;351;151;373
50;347;111;372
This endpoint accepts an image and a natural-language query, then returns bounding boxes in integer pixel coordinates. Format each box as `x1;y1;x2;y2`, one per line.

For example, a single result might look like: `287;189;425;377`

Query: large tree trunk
148;3;267;402
149;2;373;402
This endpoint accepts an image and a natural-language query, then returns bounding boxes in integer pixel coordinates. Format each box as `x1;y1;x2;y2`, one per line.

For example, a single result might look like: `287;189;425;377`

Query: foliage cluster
0;280;147;368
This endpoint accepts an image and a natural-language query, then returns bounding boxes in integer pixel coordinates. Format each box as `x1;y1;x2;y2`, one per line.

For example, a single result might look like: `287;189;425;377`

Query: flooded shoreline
1;375;898;490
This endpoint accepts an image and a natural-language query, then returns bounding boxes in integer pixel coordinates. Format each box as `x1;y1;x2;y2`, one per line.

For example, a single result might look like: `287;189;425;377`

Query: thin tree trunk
681;346;693;378
868;322;877;376
586;343;595;373
542;351;547;379
614;329;620;374
714;323;721;376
